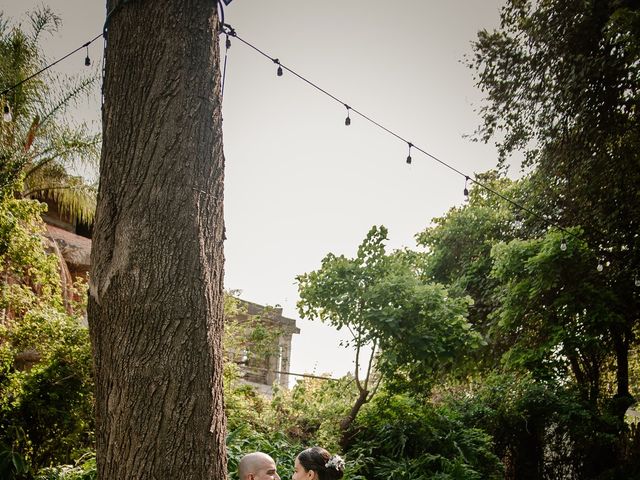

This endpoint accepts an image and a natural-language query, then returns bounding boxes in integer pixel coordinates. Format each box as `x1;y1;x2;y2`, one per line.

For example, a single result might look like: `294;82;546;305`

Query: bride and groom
239;447;345;480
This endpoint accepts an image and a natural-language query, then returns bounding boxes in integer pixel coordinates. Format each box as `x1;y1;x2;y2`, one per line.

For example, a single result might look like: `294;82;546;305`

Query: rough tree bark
88;1;226;478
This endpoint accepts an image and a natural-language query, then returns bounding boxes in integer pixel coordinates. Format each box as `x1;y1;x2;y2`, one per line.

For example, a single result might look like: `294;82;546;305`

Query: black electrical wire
0;33;103;98
221;24;585;245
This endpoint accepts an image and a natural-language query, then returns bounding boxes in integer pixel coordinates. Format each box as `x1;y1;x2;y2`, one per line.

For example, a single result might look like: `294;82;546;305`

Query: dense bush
0;198;94;479
0;315;94;470
442;372;640;480
346;390;503;480
35;454;96;480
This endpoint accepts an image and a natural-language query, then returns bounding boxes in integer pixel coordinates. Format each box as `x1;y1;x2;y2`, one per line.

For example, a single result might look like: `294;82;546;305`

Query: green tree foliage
0;7;99;223
269;376;357;452
417;174;640;477
35;453;96;480
0;8;99;478
347;390;503;480
468;0;640;409
297;226;482;445
415;172;521;368
0;196;93;479
490;229;617;404
444;372;627;480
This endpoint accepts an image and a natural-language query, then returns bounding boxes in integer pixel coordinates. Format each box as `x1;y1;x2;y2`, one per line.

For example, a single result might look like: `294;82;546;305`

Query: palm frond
27;6;61;46
23;114;40;152
0;14;9;40
47;182;97;225
23;120;100;180
39;74;99;127
23;169;97;224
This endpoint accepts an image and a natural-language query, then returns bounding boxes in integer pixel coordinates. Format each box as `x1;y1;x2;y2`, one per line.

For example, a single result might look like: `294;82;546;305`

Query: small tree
297;226;482;447
0;7;99;222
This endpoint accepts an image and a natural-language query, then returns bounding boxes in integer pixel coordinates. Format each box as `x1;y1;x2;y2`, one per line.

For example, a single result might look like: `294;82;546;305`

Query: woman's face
292;457;313;480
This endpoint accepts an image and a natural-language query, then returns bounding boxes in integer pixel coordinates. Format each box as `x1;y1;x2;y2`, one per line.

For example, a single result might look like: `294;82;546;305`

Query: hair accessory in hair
325;455;345;471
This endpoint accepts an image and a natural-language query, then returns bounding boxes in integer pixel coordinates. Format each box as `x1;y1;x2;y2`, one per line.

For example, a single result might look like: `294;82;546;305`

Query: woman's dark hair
297;447;344;480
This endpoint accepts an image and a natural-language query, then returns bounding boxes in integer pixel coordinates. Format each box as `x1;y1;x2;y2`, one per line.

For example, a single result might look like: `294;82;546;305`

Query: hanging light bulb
225;35;231;49
273;58;283;77
84;45;91;66
560;238;567;251
597;263;604;272
463;176;470;202
406;142;412;165
3;102;12;122
635;277;640;287
344;105;351;126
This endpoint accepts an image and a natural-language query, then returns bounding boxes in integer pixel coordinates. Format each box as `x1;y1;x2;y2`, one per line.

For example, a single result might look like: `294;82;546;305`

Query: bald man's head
238;452;280;480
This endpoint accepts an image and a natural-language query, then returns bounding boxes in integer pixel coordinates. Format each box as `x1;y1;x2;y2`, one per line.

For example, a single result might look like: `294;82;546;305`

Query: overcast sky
4;1;508;382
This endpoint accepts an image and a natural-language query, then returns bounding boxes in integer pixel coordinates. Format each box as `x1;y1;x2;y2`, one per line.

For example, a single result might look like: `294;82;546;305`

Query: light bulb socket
345;116;351;126
406;142;413;164
463;176;471;201
85;55;91;66
226;37;232;49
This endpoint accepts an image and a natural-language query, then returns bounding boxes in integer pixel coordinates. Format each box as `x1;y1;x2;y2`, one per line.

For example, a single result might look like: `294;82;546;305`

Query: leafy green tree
443;371;627;480
269;376;357;452
469;0;640;411
297;226;482;446
416;172;524;369
0;8;100;478
414;171;640;476
0;7;99;223
490;229;616;405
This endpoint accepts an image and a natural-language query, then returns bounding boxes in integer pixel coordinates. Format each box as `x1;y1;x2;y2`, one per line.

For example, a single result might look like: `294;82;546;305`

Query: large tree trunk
88;1;226;478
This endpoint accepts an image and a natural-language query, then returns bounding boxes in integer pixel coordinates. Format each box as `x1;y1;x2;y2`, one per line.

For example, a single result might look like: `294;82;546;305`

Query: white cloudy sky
4;1;509;381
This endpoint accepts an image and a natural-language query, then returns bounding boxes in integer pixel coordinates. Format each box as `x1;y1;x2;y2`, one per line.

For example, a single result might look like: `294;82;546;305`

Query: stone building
228;300;300;394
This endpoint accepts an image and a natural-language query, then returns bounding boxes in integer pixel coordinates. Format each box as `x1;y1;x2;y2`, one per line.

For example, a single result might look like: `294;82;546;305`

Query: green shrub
347;390;503;480
226;427;302;480
34;453;96;480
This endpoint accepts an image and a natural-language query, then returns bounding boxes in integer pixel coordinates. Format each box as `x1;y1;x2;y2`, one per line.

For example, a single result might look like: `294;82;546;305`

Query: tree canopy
469;0;640;411
0;7;99;223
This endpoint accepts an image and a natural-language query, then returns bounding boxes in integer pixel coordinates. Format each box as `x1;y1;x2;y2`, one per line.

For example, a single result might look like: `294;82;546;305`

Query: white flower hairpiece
325;455;345;471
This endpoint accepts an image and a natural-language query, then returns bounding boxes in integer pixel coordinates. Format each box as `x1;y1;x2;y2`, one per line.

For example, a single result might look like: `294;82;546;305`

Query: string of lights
0;16;625;275
221;24;587;247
